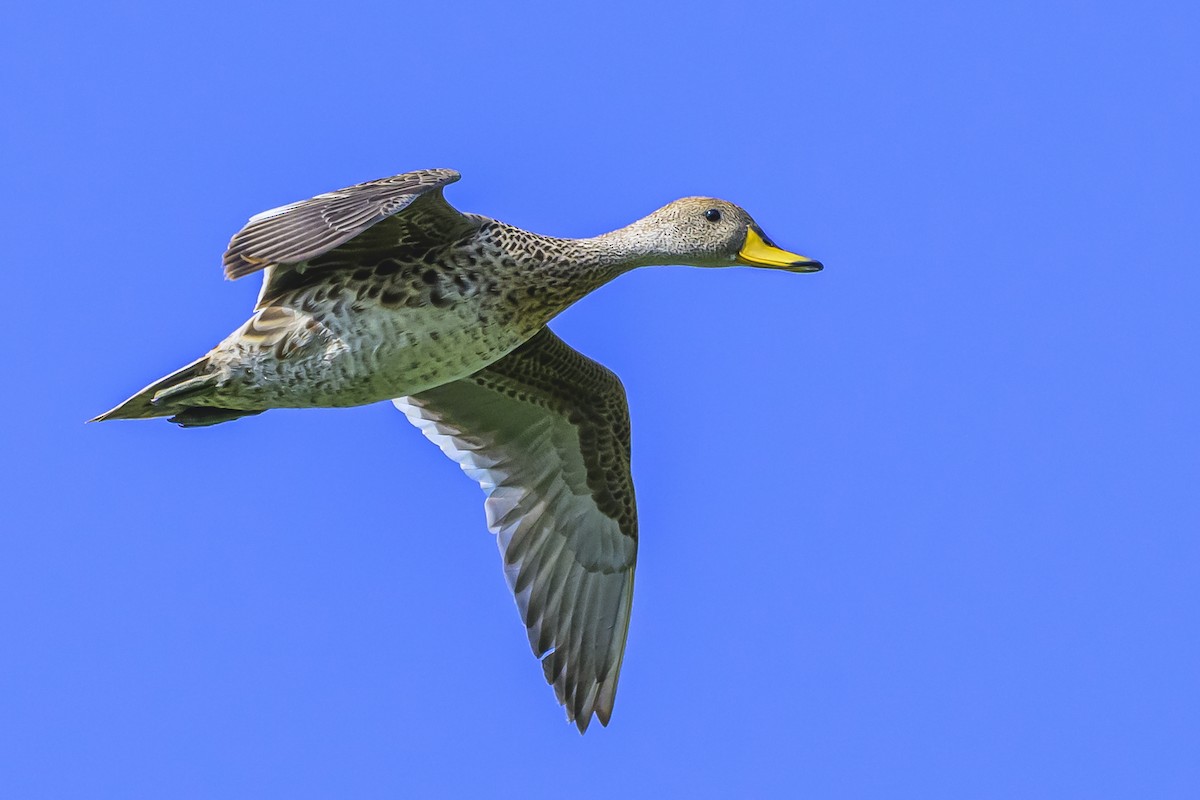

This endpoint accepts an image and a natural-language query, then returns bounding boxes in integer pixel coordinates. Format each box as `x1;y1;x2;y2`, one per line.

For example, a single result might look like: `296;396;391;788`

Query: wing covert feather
223;169;469;280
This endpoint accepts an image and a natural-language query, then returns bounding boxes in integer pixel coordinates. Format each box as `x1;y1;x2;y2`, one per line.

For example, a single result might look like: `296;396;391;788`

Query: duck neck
557;235;651;275
485;217;675;323
505;228;651;311
539;219;672;283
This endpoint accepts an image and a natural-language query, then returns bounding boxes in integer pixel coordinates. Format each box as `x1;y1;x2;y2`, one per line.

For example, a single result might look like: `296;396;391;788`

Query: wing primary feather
223;169;468;281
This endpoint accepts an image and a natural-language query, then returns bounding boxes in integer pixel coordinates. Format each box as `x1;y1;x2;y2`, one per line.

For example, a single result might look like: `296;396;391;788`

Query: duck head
625;197;823;273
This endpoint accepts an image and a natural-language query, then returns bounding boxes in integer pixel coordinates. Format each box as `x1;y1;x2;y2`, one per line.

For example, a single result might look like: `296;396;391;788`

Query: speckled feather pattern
203;219;632;410
103;170;777;416
93;168;820;732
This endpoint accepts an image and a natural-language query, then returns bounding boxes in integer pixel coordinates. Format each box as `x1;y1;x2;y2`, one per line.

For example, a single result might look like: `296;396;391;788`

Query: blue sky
3;1;1197;796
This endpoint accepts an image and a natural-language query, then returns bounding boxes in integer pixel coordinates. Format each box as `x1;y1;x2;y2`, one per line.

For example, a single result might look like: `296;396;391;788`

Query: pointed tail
90;356;218;423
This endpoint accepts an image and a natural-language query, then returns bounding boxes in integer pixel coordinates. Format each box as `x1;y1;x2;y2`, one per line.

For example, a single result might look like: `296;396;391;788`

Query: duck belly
204;299;534;410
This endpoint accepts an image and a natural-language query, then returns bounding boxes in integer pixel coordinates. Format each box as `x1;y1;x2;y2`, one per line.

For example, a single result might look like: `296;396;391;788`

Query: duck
93;168;823;732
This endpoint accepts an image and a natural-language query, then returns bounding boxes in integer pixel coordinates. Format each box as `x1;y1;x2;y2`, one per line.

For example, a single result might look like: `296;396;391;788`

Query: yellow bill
736;226;823;273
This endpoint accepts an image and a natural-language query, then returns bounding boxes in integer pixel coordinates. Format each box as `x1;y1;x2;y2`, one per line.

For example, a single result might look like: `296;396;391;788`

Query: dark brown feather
222;169;472;280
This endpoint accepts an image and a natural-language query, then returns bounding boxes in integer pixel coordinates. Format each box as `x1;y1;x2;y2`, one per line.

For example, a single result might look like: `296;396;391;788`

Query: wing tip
222;250;270;280
564;686;615;734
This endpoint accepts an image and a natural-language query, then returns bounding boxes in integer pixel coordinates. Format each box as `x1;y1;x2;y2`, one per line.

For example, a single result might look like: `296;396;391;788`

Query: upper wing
394;328;638;733
222;168;473;280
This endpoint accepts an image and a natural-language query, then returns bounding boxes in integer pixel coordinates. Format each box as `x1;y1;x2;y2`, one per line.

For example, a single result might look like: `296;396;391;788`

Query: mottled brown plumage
92;169;822;732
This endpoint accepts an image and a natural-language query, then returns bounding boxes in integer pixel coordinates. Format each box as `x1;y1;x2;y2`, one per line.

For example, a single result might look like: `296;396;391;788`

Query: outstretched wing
395;328;638;733
222;168;473;280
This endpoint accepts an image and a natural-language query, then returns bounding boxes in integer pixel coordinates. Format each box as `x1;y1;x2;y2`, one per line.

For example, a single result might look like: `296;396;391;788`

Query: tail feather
90;356;212;423
91;357;261;427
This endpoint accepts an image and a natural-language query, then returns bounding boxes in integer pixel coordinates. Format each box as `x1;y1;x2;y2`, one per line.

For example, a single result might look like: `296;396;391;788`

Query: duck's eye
704;209;722;223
